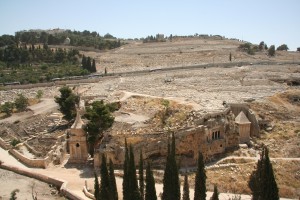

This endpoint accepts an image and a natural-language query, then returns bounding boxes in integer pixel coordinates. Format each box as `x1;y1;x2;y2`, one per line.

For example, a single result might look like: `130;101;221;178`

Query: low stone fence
0;137;9;150
0;163;85;200
83;186;95;200
8;149;47;168
6;134;67;168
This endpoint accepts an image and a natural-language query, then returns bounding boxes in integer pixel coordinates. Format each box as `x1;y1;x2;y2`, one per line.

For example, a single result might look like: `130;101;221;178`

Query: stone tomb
235;111;251;144
68;112;88;163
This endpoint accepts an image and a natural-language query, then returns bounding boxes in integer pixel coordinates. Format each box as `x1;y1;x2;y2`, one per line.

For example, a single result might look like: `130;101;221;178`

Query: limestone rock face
94;107;242;168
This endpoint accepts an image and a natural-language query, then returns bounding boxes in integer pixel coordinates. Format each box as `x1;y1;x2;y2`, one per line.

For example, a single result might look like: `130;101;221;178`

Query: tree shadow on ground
63;160;95;178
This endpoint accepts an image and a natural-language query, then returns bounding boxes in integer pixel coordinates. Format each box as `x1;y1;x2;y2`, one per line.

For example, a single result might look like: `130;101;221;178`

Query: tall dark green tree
123;138;130;200
128;145;142;200
87;56;92;72
82;55;87;68
229;52;232;62
211;185;219;200
99;154;111;200
92;59;97;73
123;141;141;200
139;150;145;200
109;159;118;200
55;86;79;121
145;162;157;200
162;133;180;200
94;172;100;200
194;152;206;200
182;174;190;200
249;146;279;200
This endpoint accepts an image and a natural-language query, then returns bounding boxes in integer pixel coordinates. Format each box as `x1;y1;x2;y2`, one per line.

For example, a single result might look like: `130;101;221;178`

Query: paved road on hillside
3;60;300;90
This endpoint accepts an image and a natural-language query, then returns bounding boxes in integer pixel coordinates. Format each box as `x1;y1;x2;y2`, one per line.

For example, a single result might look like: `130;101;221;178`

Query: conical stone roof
71;111;84;129
235;111;251;124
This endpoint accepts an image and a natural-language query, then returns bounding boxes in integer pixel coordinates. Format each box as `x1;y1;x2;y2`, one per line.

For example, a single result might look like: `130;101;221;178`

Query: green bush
238;42;257;55
14;94;29;112
268;45;276;56
10;139;20;146
277;44;289;51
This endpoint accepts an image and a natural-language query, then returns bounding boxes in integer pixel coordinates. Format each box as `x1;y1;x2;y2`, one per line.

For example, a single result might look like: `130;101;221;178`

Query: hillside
0;35;300;199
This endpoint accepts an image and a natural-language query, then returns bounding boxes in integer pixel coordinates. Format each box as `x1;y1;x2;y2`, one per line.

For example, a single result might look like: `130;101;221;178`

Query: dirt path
0;98;57;123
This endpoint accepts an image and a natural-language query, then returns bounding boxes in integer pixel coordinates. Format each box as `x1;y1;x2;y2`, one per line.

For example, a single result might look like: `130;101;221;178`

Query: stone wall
0;137;9;150
8;149;47;168
6;135;67;168
0;163;85;200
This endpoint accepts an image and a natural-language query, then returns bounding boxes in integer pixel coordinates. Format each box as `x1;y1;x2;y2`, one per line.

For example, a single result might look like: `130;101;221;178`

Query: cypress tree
249;159;261;200
162;140;171;200
94;172;100;200
87;56;92;72
162;133;180;200
109;159;118;200
194;152;206;200
229;52;232;62
145;162;157;200
139;150;144;200
92;59;97;73
249;146;279;200
99;154;111;200
182;174;190;200
128;145;141;200
211;185;219;200
82;55;87;69
123;138;130;200
261;147;279;200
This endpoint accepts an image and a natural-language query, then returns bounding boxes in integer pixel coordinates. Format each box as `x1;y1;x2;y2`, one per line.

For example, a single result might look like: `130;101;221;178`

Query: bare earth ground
0;37;300;199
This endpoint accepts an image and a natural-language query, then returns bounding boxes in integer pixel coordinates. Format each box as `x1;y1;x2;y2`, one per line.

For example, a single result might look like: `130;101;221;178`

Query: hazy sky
1;0;299;50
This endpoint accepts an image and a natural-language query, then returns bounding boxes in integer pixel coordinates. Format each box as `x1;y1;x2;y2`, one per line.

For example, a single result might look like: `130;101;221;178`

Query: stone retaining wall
0;137;9;150
6;134;67;168
83;186;95;200
0;163;85;200
8;149;47;168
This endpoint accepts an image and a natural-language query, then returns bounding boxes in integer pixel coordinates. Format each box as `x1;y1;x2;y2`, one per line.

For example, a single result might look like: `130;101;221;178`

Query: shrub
1;102;14;116
238;42;257;55
268;45;276;56
277;44;289;51
10;139;20;146
14;94;29;112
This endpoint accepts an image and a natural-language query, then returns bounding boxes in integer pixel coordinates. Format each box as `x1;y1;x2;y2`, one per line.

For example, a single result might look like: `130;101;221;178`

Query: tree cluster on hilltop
0;43;80;65
0;30;123;50
0;43;88;84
